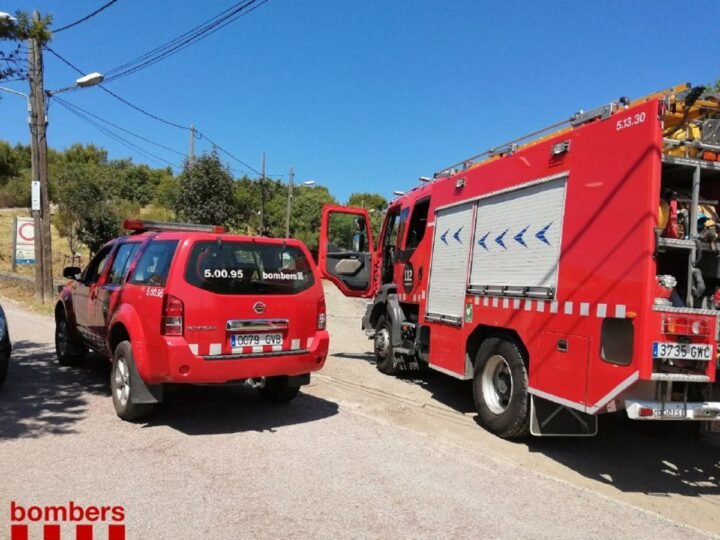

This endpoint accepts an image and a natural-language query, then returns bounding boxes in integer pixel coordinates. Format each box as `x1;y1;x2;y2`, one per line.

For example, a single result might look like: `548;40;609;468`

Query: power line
53;0;120;34
53;97;183;170
102;0;269;84
44;46;262;174
195;130;261;176
45;46;189;130
51;95;188;158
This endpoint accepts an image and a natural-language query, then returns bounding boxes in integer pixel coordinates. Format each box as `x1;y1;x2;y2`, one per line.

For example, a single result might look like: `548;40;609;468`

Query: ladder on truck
433;82;719;177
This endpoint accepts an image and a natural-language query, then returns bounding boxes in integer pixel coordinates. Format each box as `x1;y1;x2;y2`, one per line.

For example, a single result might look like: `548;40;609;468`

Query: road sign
13;216;35;266
31;180;40;211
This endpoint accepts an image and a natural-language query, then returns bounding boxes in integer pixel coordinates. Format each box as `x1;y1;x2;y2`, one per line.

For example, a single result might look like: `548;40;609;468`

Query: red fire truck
319;83;720;437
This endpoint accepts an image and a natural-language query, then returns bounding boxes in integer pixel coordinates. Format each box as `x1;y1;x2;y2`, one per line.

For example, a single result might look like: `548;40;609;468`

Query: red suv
55;220;329;421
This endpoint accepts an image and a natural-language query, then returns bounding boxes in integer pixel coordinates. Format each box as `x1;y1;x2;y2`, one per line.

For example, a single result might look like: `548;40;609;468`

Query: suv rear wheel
111;341;154;421
55;313;84;367
258;376;301;403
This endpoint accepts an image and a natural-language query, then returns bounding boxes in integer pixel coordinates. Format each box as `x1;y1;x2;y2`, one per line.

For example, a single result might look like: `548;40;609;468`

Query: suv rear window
185;241;315;295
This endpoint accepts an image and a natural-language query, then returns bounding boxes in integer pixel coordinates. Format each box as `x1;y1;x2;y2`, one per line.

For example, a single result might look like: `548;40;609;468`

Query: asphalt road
0;284;717;539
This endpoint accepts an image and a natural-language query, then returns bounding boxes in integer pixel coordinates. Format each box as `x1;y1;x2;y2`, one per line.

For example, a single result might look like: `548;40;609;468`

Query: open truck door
319;204;376;298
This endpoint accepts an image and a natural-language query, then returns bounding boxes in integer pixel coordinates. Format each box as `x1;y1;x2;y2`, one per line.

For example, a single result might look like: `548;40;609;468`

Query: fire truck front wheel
373;315;397;375
472;338;529;438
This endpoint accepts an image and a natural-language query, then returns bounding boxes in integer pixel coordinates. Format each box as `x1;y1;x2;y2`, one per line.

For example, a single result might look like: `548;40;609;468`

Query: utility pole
285;166;294;238
188;124;195;166
260;152;266;234
28;11;52;302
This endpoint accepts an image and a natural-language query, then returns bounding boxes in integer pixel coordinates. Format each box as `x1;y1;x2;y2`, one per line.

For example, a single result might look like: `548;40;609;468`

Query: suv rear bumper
139;330;329;384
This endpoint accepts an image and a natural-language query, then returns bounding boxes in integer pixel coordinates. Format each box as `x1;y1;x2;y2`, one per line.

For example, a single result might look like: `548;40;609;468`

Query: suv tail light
162;294;184;336
662;314;709;337
317;297;326;330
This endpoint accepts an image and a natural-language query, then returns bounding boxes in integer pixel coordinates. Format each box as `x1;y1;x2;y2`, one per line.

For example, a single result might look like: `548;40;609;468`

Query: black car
0;304;11;386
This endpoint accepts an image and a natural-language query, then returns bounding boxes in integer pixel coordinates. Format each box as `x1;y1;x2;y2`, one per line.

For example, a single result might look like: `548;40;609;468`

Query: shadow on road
334;350;475;414
145;384;339;436
0;340;109;440
333;348;720;496
528;413;720;496
0;340;339;438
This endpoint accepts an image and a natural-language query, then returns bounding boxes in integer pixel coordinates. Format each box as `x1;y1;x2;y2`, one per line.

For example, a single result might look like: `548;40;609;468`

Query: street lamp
285;167;316;237
0;12;17;23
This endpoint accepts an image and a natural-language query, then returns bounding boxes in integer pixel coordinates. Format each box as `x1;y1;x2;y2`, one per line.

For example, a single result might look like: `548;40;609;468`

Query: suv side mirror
63;266;82;280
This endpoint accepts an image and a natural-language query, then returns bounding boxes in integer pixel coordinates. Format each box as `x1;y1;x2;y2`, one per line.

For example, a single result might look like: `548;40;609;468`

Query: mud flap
129;361;163;404
530;395;597;437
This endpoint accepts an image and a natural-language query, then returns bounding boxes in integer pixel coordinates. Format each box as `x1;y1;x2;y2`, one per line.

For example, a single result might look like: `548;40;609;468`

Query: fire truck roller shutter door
470;175;567;295
426;202;475;322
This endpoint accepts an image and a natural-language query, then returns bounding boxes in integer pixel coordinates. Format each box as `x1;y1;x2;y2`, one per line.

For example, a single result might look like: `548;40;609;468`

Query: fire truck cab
319;83;720;438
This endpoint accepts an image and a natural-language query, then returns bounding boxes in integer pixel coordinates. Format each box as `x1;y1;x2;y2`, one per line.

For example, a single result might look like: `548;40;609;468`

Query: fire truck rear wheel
111;341;154;422
374;315;397;375
472;337;529;438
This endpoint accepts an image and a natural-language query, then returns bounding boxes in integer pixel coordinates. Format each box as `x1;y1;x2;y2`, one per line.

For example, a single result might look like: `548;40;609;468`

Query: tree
63;143;108;166
175;153;237;227
108;161;162;206
289;185;336;249
56;164;120;255
347;192;387;243
0;11;52;82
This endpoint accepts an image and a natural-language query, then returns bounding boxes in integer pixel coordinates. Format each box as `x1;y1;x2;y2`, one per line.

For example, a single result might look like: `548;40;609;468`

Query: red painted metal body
320;94;719;417
57;230;328;385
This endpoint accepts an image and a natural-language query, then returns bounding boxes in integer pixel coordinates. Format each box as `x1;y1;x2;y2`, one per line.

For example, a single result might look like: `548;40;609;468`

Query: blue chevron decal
495;229;508;250
440;229;449;245
478;232;490;251
453;226;463;244
514;225;529;248
536;222;552;246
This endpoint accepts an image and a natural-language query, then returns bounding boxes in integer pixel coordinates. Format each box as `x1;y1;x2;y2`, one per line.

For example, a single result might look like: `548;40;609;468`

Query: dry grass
0;280;55;316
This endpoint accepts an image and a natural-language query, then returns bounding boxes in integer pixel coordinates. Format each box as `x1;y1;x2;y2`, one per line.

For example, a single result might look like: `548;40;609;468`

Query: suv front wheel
111;341;154;421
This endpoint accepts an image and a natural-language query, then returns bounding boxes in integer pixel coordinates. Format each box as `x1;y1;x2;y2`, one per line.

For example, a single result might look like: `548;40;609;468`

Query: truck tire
258;376;301;403
472;337;530;438
111;341;154;422
373;315;397;375
55;312;84;367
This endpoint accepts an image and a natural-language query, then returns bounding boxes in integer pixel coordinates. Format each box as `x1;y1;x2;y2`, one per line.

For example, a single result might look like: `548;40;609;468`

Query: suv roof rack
123;219;225;234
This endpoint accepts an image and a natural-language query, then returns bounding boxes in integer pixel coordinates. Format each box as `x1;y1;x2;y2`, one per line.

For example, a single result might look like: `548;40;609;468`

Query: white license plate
231;333;282;347
652;342;713;360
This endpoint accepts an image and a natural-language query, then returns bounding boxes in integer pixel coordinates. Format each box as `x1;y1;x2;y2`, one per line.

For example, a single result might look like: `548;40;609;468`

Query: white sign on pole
14;216;35;265
31;180;40;211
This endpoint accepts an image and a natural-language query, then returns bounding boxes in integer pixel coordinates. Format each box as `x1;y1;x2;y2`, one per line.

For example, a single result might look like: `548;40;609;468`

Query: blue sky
3;0;719;202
